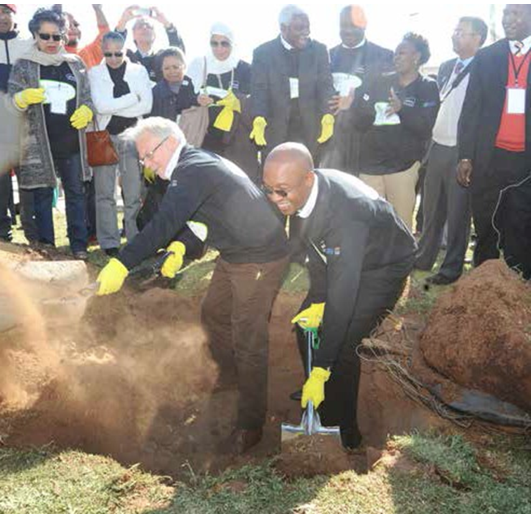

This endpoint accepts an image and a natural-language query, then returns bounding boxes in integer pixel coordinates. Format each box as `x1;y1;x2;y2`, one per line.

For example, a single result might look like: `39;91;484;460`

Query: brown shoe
230;428;263;455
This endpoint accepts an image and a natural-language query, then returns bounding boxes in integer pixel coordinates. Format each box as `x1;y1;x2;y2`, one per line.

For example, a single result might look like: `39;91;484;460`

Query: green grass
0;447;173;514
2;434;529;514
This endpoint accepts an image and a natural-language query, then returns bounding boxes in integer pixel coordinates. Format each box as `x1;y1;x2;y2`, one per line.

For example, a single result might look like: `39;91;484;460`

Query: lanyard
509;49;531;87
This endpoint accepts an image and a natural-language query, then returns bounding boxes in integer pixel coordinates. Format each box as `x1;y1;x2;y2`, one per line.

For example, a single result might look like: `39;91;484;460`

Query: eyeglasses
210;40;231;48
261;184;290;198
139;136;170;167
104;52;124;58
39;33;63;42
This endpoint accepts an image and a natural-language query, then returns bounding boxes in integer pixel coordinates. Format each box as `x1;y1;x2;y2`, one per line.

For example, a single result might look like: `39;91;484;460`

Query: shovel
40;251;173;309
281;328;341;443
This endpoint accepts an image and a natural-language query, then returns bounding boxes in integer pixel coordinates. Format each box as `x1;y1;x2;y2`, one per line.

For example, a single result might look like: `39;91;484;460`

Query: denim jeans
33;154;88;253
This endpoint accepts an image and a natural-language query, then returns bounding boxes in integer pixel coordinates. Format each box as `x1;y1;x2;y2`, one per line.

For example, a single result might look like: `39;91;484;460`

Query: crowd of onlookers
1;3;530;282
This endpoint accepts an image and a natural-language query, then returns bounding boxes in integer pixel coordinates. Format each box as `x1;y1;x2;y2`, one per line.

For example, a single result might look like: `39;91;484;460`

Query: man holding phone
116;6;185;82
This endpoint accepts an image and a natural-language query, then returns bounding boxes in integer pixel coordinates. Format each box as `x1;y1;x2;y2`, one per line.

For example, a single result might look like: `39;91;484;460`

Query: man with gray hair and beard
96;117;289;455
250;4;335;164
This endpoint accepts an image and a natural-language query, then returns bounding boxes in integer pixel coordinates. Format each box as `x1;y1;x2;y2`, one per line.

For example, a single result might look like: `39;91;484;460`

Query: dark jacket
292;169;417;368
354;72;440;174
321;41;394;174
329;41;394;81
251;36;335;155
151;76;198;120
119;146;288;269
458;39;531;177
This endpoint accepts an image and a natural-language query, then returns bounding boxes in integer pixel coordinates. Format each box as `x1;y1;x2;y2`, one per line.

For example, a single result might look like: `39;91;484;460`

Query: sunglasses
104;52;124;58
261;184;290;198
139;136;170;167
38;33;63;42
210;40;231;48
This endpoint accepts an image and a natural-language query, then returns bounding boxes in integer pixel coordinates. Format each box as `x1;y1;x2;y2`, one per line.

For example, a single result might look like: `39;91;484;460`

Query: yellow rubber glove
70;104;94;130
143;167;156;184
249;116;267;146
216;90;241;112
96;258;129;296
317;113;335;144
14;88;45;110
291;303;325;330
161;241;186;279
213;91;241;132
301;367;332;409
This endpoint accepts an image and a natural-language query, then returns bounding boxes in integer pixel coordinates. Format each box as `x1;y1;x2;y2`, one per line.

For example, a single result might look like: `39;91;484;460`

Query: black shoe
425;273;459;286
340;426;362;451
73;250;89;261
104;247;120;257
0;233;12;242
290;390;302;402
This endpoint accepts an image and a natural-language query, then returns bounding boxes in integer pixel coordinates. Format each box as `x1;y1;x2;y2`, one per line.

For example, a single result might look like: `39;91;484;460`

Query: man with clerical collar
416;16;487;286
458;4;531;279
321;5;394;176
250;4;335;165
263;142;416;450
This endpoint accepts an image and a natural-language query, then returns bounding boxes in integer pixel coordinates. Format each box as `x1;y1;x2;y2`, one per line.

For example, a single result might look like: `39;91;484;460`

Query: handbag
178;57;209;147
86;118;119;167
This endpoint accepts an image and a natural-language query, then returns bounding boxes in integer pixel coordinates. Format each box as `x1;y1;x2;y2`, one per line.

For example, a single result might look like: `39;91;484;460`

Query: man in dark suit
96;117;289;455
458;4;531;279
321;5;394;175
416;16;488;285
250;5;335;163
263;142;416;450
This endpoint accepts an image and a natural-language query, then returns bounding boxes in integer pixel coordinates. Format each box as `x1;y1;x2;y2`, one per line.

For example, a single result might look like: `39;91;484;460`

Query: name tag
507;87;526;114
289;78;299;99
205;86;229;99
332;73;362;97
373;102;401;126
40;79;76;115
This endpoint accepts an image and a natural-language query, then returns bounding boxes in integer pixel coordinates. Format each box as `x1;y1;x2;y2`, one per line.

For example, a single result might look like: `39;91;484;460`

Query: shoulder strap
441;64;471;104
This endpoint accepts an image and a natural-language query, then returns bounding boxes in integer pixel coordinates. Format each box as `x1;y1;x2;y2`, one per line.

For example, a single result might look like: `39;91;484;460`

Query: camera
133;7;152;17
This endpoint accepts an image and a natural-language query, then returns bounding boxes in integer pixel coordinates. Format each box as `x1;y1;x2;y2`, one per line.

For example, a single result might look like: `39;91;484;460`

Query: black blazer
251;36;335;154
458;39;531;176
329;40;394;79
292;169;416;368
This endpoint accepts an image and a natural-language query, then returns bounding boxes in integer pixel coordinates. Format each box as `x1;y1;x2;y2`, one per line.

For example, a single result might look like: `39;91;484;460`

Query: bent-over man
97;118;289;455
263;143;416;449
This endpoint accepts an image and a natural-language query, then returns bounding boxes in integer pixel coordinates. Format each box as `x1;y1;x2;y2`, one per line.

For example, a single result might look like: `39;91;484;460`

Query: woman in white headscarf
187;22;251;156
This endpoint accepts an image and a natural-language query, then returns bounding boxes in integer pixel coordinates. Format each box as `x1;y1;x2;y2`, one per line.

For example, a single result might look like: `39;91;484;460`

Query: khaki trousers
201;256;289;430
360;161;420;232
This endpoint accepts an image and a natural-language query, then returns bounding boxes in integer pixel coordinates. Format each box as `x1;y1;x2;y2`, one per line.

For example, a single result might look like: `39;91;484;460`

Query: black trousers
472;148;531;277
0;172;12;239
416;143;471;280
296;257;414;435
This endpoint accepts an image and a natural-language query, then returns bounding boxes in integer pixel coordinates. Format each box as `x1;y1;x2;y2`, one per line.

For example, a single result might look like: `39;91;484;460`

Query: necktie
514;40;524;55
454;60;464;76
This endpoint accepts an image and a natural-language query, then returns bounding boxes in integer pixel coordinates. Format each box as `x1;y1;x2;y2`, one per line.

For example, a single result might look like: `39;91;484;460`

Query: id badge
507;88;526;114
289;78;299;99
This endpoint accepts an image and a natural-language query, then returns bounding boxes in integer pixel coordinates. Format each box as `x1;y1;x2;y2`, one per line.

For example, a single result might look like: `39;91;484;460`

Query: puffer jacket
8;55;93;189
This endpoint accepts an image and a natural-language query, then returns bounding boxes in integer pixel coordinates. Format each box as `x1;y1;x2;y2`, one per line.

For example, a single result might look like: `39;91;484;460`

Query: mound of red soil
275;435;366;478
420;260;531;413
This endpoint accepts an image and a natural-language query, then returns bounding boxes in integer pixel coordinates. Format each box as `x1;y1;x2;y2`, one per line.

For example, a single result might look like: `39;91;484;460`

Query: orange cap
350;5;367;29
